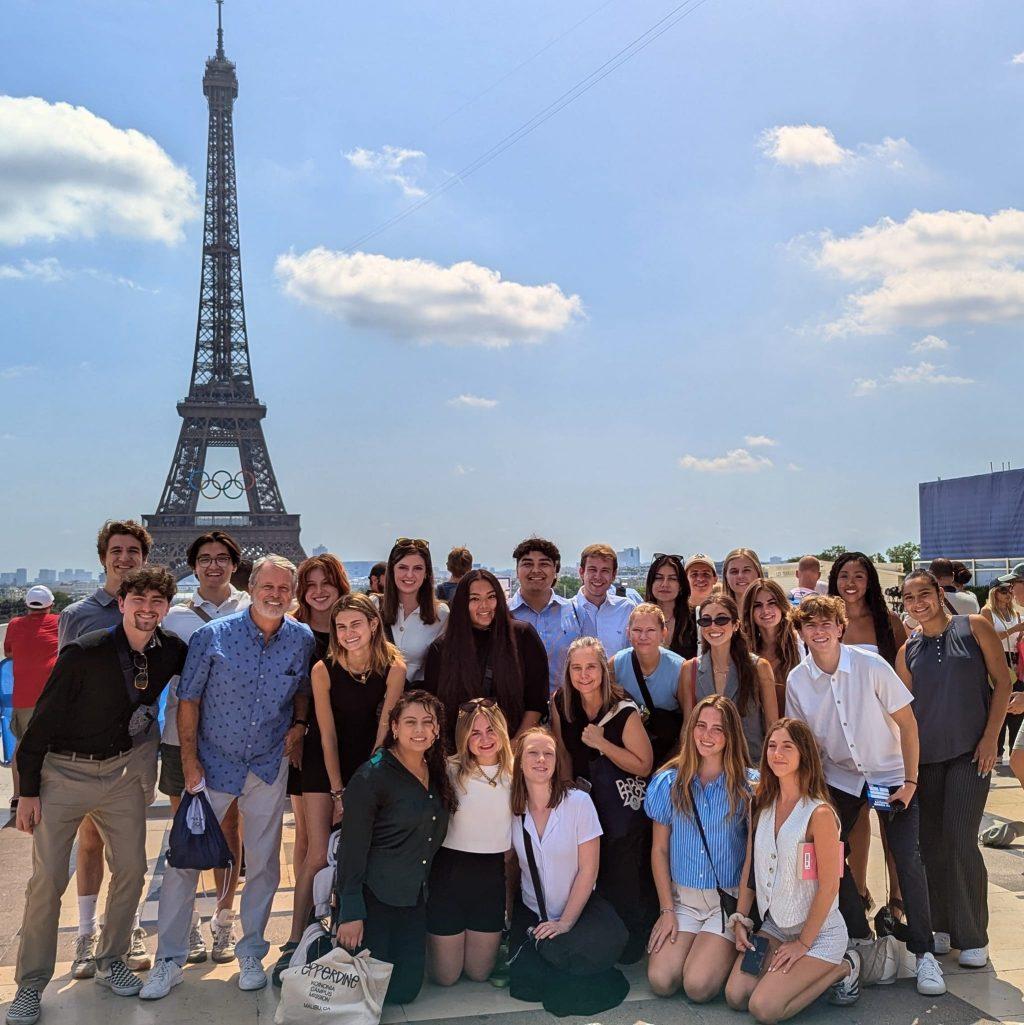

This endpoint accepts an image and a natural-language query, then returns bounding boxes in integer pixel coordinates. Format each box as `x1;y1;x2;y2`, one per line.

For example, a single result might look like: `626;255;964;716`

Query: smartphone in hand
741;934;770;976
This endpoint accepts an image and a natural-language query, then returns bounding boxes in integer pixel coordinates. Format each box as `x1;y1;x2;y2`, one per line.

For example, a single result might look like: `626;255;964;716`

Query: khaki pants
16;752;147;991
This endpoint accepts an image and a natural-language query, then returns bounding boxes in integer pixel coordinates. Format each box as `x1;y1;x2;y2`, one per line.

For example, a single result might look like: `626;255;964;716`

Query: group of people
3;522;1022;1025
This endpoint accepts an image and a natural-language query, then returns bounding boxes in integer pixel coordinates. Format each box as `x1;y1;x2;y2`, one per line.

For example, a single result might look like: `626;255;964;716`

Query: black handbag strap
189;598;214;624
630;650;659;714
691;799;724;892
520;814;549;922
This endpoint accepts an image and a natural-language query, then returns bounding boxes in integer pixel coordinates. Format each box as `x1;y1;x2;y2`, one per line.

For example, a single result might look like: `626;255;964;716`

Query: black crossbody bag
630;651;683;766
691;802;739;930
519;814;627;975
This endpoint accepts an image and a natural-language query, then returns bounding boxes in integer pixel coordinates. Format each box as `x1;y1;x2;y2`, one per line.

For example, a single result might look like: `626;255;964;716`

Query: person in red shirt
4;586;59;811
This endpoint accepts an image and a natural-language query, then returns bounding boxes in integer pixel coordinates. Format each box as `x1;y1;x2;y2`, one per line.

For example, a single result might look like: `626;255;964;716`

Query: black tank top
325;659;388;784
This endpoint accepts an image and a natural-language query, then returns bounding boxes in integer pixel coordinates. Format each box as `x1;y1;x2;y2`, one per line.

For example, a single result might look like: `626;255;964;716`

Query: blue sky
2;0;1022;573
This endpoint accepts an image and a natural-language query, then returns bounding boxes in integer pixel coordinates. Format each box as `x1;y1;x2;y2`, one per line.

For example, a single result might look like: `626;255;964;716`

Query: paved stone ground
1;763;1023;1024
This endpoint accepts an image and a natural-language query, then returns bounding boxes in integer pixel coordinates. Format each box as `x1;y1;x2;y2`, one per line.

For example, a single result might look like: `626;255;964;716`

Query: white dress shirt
391;602;449;683
160;586;250;745
785;644;913;796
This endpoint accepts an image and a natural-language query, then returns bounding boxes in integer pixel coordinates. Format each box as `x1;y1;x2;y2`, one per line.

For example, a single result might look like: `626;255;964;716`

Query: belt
50;748;132;762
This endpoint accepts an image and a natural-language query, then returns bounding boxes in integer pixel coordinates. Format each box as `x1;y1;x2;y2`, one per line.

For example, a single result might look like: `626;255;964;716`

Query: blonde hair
722;548;765;602
985;583;1015;619
791;593;848;630
451;701;514;791
326;593;400;676
555;636;627;724
629;601;666;628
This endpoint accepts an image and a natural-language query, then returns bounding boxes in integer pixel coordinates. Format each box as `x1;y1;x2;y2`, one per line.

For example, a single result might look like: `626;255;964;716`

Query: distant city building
15;569;27;586
0;573;15;585
38;569;57;584
311;544;328;557
769;555;782;564
616;546;641;570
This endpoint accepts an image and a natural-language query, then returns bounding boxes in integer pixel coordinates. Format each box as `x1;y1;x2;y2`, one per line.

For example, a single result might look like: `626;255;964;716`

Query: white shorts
760;910;848;965
672;884;738;938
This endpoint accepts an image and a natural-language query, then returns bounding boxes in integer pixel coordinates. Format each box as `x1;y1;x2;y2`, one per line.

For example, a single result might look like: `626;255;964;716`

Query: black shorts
426;848;506;936
158;743;185;798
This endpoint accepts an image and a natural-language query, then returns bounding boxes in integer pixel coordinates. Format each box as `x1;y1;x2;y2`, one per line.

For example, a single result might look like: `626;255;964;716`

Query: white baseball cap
25;585;55;608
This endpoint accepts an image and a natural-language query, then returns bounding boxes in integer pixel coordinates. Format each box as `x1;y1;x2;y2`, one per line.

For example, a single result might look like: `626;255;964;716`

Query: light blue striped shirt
644;767;753;889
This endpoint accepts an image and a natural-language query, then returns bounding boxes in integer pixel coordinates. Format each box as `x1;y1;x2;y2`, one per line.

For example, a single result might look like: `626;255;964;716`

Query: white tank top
990;608;1022;657
754;797;837;929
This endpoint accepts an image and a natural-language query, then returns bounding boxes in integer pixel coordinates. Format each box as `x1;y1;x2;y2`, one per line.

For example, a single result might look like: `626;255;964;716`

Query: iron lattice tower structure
145;2;304;578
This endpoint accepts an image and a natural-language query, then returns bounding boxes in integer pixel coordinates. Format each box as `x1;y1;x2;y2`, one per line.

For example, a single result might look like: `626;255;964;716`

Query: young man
4;586;59;812
568;543;638;657
57;520;155;978
436;545;472;603
684;553;718;608
508;537;576;695
141;555;315;1000
789;554;828;603
7;568;186;1025
158;531;249;965
786;595;945;997
929;558;979;615
367;562;386;596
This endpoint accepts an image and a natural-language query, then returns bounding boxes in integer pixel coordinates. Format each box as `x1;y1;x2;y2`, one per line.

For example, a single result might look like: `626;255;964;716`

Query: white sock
78;895;98;937
133;909;142;933
214;908;235;926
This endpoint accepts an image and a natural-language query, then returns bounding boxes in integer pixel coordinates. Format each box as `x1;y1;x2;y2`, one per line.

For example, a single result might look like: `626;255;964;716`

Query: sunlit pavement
2;766;1024;1024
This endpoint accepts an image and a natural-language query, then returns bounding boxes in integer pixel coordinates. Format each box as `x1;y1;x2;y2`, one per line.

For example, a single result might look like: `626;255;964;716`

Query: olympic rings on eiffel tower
187;469;257;500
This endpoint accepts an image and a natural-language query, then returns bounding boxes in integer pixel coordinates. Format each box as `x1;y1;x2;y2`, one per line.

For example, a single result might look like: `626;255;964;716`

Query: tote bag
275;946;393;1025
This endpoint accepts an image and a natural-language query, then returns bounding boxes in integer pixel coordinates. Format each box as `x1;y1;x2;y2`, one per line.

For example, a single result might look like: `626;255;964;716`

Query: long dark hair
645;554;698;657
740;578;802;680
381;539;441;627
384;690;457;813
828;552;897;665
438;569;524;733
701;594;760;717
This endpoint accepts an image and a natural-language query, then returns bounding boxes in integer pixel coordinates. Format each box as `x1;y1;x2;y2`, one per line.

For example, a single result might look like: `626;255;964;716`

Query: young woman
725;719;859;1023
507;728;630;1016
683;595;778;763
427;699;514;985
611;603;688;766
982;582;1024;759
827;551;906;912
741;579;804;712
645;695;753;1003
646;554;698;658
379;538;449;685
335;691;457;1005
551;637;654;962
423;569;548;744
722;548;765;608
898;570;1011;968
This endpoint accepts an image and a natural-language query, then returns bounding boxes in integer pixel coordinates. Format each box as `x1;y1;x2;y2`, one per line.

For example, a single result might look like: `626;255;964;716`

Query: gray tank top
904;616;990;764
695;652;765;762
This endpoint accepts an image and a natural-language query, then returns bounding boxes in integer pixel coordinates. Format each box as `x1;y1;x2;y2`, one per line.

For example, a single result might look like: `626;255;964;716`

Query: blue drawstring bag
166;787;233;871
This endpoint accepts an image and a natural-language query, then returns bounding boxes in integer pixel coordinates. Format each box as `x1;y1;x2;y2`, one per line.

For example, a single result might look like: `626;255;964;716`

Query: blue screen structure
919;469;1024;559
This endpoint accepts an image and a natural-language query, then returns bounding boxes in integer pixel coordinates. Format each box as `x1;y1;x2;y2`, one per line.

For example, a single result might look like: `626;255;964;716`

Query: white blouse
443;762;512;854
392;602;449;682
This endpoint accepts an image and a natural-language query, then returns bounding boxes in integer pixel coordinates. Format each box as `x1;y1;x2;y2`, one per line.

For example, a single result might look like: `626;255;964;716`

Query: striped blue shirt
644;767;752;889
509;589;578;695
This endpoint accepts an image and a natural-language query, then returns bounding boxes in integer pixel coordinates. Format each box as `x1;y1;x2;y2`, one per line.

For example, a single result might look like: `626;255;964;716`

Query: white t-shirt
512;788;602;921
161;587;250;745
443;762;513;853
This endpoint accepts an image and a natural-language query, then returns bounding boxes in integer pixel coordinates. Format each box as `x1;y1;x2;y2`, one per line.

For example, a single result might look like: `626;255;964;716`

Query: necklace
344;657;372;684
476;763;501;787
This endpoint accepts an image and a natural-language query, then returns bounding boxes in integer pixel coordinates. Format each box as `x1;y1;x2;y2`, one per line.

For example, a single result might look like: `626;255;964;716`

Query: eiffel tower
145;1;304;578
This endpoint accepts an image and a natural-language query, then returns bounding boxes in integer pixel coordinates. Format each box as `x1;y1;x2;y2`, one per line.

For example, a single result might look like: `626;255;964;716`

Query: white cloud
910;334;950;353
786;462;803;472
743;434;778;448
453;463;475;476
0;365;37;380
0;257;67;282
275;248;583;348
0;95;198;246
678;448;774;473
759;125;851;167
852;360;974;396
814;208;1024;335
1012;51;1024;64
344;145;427;198
447;394;498;409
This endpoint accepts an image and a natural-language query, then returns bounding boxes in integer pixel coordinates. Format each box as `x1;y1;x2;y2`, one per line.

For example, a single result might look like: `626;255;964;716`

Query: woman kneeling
725;719;859;1024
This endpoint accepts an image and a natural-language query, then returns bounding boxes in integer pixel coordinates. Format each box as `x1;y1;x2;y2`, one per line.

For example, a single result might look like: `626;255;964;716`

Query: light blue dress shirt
508;589;578;694
177;609;315;795
569;588;639;658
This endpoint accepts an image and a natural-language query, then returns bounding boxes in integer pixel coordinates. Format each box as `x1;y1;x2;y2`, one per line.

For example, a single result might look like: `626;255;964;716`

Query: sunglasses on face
697;614;734;628
459;697;497;715
131;651;149;691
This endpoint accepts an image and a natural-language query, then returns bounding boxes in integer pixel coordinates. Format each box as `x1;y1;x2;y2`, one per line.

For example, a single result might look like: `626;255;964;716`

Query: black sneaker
94;959;144;996
6;987;40;1025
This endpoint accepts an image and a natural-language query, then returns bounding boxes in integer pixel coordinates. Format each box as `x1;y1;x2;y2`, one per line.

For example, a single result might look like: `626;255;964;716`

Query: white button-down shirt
391;603;449;683
512;788;602;920
785;644;913;796
569;588;638;658
160;586;250;745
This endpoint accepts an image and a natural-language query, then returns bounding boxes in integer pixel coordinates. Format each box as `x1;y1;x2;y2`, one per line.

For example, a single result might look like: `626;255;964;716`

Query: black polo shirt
17;624;187;796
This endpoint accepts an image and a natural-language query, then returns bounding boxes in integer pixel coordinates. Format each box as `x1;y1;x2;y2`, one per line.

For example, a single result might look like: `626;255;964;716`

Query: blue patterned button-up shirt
509;589;578;695
177;609;315;795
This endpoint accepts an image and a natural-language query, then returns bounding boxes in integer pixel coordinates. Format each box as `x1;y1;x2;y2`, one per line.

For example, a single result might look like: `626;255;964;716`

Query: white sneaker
237;955;267;991
71;932;98;979
959;946;989;968
139;959;184;1000
933;931;951;956
916;952;946;995
857;934;900;986
126;926;152;972
210;909;237;963
828;949;861;1006
94;959;144;997
186;920;208;964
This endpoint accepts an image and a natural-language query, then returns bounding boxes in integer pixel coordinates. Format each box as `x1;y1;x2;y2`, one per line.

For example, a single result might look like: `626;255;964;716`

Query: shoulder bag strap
596;699;637;729
520;814;549;922
691;658;698;705
691;799;724;891
190;598;214;624
630;650;658;713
